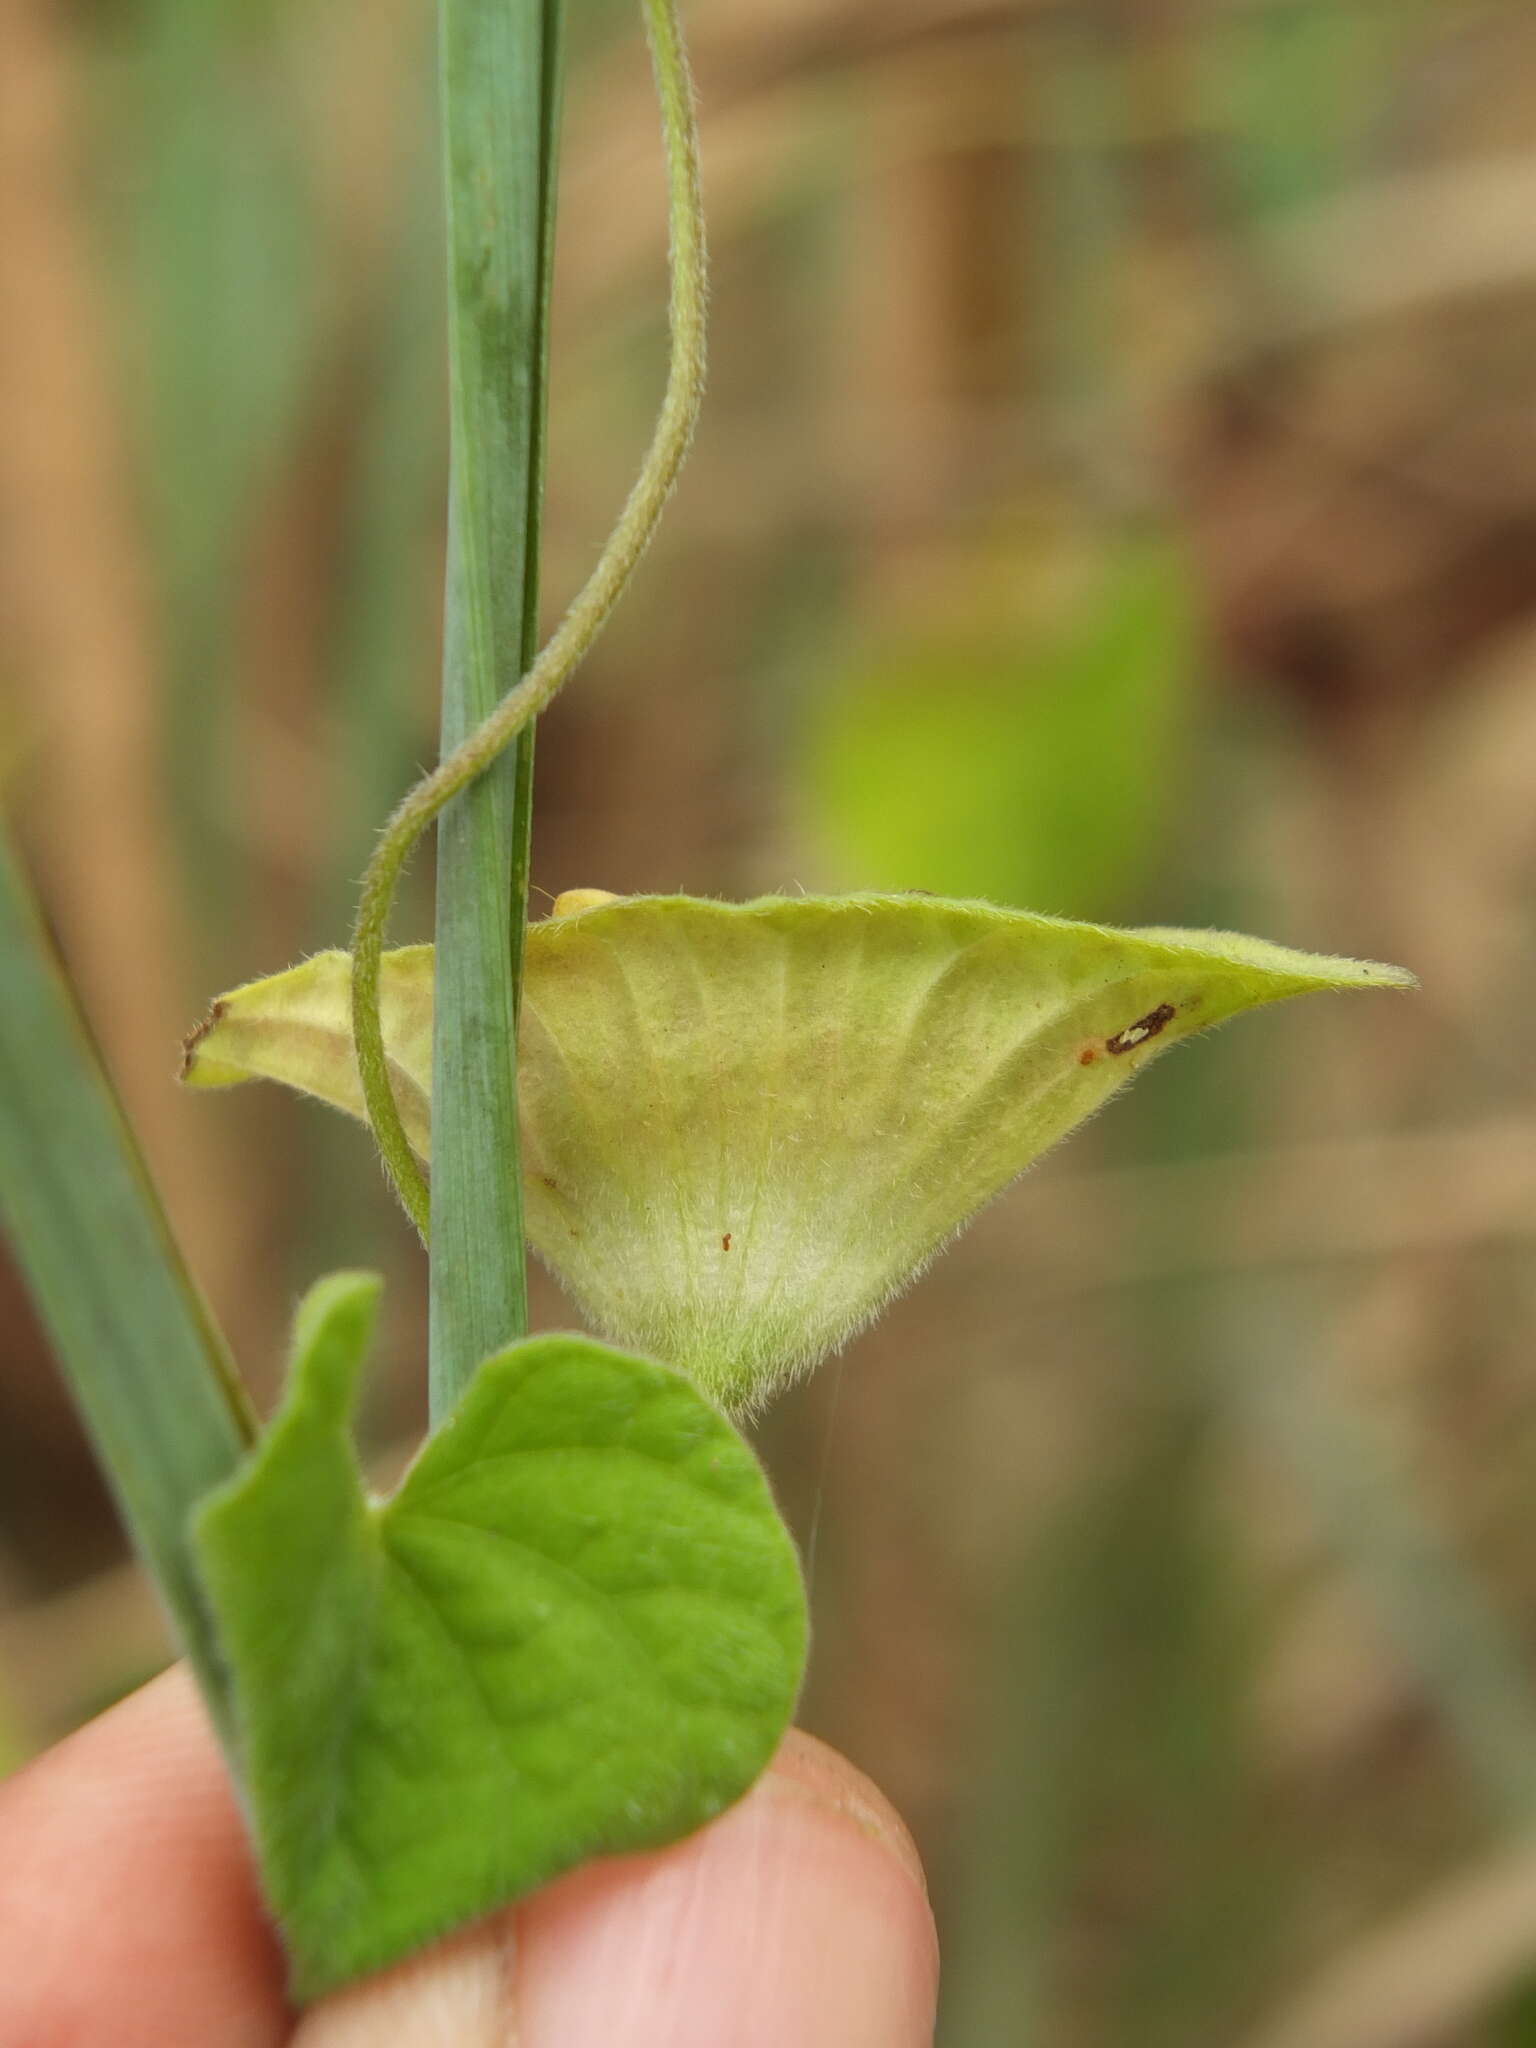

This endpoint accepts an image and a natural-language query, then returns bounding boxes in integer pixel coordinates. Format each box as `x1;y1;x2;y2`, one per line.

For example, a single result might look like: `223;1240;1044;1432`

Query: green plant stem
350;0;706;1302
427;0;561;1415
0;833;253;1749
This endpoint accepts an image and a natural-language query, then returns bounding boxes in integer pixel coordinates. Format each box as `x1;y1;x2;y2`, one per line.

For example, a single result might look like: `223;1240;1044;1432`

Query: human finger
295;1727;938;2048
0;1665;289;2048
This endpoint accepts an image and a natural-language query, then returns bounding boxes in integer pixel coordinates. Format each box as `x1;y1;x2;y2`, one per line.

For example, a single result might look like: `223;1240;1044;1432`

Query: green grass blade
429;0;564;1413
0;834;253;1743
125;0;317;918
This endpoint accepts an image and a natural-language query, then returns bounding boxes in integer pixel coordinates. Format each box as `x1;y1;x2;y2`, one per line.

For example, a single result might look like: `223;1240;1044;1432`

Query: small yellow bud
550;888;622;919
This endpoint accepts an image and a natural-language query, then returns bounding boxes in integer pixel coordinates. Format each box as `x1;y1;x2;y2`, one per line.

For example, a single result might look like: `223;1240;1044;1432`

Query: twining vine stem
351;0;706;1235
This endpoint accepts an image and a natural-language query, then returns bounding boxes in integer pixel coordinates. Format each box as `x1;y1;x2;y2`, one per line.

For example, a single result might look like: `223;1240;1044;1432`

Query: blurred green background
6;0;1536;2041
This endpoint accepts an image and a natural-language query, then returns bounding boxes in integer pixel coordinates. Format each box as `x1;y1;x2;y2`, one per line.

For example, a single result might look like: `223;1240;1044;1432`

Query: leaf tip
178;999;229;1084
289;1270;383;1426
1354;958;1418;992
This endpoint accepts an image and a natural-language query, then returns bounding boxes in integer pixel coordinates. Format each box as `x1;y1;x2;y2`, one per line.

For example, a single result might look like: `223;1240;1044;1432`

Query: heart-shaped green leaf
193;1273;807;2001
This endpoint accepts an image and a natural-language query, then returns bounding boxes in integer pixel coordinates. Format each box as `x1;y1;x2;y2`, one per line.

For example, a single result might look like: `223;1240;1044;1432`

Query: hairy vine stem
351;0;705;1235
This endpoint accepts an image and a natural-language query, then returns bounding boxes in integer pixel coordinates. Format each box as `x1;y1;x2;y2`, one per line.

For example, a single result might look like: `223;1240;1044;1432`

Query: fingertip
9;1676;937;2048
518;1735;936;2048
296;1735;938;2048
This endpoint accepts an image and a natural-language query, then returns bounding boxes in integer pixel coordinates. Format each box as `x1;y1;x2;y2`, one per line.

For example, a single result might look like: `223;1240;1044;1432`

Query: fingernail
763;1729;929;1893
289;1919;516;2048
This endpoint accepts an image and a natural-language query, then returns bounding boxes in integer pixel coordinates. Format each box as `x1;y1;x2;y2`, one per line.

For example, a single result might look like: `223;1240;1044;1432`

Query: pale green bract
193;1272;807;2000
183;893;1413;1410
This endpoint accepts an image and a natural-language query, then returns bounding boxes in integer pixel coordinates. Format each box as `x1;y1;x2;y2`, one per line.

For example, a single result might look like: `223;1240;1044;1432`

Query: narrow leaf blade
0;833;251;1741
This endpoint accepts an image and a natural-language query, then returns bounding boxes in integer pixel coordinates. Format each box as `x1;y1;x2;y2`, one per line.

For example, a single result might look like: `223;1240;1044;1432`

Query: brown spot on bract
721;1233;732;1251
1078;1047;1096;1066
1106;1002;1177;1056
